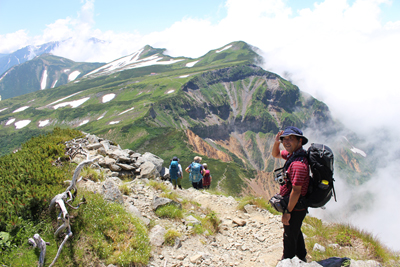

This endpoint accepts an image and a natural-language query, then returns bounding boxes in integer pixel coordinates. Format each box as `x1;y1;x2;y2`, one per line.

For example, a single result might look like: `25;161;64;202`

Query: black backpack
285;143;336;208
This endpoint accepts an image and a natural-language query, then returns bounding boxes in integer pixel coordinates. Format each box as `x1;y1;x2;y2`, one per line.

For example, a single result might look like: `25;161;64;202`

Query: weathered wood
28;234;50;267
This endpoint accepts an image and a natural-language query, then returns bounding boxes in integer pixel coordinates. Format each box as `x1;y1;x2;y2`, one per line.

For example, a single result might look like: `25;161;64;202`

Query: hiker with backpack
271;126;310;262
169;156;183;190
185;156;204;189
202;163;212;189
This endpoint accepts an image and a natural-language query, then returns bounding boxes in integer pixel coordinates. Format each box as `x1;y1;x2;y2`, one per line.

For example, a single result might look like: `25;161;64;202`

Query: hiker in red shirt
202;163;212;189
271;126;310;262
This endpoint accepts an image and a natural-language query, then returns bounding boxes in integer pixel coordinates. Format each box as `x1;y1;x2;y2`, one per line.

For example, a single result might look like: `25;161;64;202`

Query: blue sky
1;0;397;37
1;0;400;250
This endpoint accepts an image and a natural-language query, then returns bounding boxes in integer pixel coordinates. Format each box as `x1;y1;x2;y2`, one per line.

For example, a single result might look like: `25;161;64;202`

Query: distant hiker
169;156;183;190
202;163;212;189
185;156;204;190
271;126;310;262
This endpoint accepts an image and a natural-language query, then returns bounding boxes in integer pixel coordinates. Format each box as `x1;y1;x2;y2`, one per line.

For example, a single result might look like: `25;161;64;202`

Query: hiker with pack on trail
202;163;212;189
271;126;310;262
185;156;204;190
169;156;183;190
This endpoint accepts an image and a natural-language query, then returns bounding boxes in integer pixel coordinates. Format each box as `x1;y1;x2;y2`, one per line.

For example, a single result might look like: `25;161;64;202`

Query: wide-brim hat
280;126;308;145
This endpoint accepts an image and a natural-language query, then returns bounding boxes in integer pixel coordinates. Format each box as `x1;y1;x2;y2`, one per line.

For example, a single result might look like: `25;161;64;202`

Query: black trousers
282;209;307;260
192;180;203;189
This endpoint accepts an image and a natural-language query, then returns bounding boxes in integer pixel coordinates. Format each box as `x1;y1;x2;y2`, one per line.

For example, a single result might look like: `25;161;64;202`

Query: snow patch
53;97;90;109
186;61;199;67
79;119;89;126
85;48;184;77
38;119;50;127
6;118;15;125
350;147;367;157
167;90;175;94
13;106;29;113
119;107;134;115
102;93;115;103
68;71;81;82
0;107;8;113
40;69;48;89
179;75;189;78
216;45;232;53
63;69;70;73
109;121;120;125
15;120;31;129
49;92;82;106
51;80;58;88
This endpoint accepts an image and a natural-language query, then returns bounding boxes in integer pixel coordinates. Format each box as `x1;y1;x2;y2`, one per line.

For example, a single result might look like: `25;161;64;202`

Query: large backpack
169;161;179;180
189;162;203;183
285;143;336;208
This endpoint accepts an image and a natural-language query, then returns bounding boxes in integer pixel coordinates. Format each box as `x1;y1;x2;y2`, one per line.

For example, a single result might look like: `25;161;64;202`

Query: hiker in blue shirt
185;156;204;190
169;156;183;190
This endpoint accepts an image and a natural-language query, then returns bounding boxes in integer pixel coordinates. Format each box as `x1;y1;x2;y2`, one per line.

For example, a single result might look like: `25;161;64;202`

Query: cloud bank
2;0;400;250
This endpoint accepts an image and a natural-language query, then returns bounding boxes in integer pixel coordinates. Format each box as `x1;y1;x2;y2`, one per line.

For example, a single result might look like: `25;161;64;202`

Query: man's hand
272;130;284;158
282;213;291;225
275;130;284;143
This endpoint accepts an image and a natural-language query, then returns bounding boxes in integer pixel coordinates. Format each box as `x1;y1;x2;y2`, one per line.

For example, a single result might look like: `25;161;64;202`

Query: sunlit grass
303;216;400;265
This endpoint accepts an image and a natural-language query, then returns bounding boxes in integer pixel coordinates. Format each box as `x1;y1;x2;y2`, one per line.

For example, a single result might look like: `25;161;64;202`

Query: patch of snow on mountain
350;147;367;157
41;69;47;89
13;106;29;113
186;61;199;67
216;45;232;53
49;92;82;106
0;107;8;113
167;90;175;94
53;97;90;109
85;48;183;77
64;69;70;73
179;75;189;78
102;93;115;103
68;71;81;82
79;119;89;126
119;107;134;115
51;80;58;88
38;119;50;127
6;118;15;125
109;121;120;125
15;120;31;129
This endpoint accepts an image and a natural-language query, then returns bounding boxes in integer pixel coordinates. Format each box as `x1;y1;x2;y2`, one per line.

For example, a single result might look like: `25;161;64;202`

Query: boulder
139;161;158;179
140;152;164;173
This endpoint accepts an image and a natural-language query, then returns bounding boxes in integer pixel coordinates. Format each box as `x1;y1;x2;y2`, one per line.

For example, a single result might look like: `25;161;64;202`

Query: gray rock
149;225;165;247
152;196;182;211
349;260;382;267
86;143;103;150
109;164;122;172
101;179;123;204
139;161;158;179
141;152;164;173
313;243;326;253
116;163;135;171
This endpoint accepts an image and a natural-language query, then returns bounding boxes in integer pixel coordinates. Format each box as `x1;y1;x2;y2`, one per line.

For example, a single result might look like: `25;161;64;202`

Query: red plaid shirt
279;148;310;197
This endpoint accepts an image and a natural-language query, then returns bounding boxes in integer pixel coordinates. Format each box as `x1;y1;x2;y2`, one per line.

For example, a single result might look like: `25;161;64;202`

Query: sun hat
172;156;179;162
194;156;202;162
202;163;207;167
280;126;308;145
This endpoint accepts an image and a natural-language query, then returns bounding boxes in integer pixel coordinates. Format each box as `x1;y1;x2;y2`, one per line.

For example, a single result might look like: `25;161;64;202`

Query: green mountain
0;41;369;196
0;54;104;100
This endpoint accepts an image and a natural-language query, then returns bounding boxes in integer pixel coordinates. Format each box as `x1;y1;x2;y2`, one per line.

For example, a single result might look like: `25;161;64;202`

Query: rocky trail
73;134;382;267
